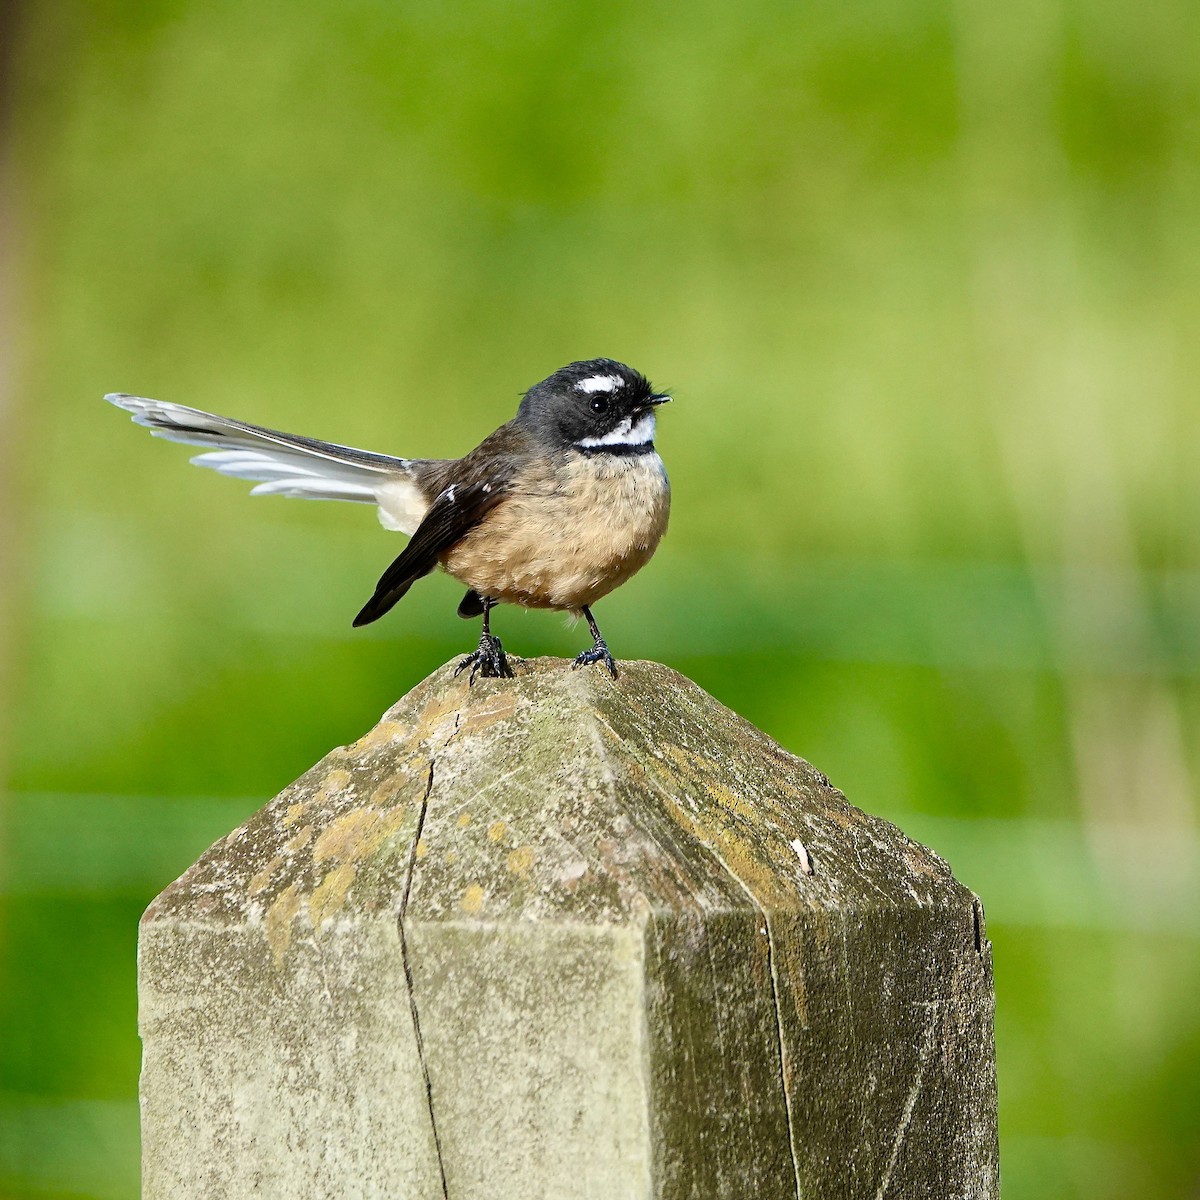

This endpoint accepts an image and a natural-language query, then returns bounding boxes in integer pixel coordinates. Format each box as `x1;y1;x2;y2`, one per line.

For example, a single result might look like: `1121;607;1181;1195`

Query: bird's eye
590;396;610;414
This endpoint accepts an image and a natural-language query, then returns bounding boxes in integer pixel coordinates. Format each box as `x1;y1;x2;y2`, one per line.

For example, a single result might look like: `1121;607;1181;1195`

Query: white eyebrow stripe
576;412;656;449
575;374;623;394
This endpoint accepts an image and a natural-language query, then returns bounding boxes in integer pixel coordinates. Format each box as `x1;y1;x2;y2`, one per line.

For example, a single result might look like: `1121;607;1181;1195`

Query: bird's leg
572;605;618;679
454;597;513;683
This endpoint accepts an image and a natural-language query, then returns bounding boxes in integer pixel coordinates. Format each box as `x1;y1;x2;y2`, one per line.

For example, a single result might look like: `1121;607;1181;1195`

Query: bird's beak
648;393;672;406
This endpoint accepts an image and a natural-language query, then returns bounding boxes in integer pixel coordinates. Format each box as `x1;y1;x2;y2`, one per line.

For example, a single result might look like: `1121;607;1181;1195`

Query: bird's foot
573;639;618;680
455;633;514;684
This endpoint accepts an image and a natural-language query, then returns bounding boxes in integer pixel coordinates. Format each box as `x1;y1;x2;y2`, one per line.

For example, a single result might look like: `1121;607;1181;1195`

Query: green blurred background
2;0;1198;1195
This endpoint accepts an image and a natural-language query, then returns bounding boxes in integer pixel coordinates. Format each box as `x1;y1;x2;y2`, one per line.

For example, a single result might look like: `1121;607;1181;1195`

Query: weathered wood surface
139;658;999;1199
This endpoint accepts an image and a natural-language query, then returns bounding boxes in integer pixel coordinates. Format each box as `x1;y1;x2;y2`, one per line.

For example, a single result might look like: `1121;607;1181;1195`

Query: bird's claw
573;639;618;679
455;633;514;684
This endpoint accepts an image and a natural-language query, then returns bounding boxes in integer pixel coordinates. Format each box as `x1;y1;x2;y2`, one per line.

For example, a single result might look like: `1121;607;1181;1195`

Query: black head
515;358;670;453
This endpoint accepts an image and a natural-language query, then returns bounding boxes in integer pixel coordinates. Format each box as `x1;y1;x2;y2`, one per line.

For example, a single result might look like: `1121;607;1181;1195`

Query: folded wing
353;479;508;627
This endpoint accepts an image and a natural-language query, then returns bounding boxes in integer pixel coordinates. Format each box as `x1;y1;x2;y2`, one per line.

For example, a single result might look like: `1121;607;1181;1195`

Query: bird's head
516;359;670;452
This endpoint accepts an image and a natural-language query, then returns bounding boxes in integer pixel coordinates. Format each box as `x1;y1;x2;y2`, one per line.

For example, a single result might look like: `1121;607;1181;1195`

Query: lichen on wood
139;658;999;1199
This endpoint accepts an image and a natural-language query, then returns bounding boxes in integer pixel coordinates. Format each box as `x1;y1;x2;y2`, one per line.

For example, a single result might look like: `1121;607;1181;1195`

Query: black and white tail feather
104;393;430;534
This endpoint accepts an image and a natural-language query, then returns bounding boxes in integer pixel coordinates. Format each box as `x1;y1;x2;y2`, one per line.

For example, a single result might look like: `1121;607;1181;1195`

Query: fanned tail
105;392;431;531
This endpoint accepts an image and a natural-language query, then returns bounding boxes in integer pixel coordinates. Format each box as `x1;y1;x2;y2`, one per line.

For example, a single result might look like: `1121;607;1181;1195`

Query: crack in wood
763;917;803;1200
398;759;450;1200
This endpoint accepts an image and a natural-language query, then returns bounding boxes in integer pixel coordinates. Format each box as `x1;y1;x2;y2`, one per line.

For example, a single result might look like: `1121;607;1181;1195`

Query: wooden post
139;659;999;1199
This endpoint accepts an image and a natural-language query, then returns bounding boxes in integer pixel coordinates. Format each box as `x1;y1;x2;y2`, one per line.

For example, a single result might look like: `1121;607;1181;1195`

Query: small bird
106;359;671;680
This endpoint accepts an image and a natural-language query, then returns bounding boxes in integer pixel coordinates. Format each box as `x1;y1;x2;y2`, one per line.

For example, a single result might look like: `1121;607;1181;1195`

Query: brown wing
351;424;537;627
352;476;509;627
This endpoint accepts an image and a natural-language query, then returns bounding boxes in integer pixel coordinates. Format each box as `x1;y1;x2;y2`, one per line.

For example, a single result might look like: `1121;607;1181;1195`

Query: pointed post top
145;657;969;942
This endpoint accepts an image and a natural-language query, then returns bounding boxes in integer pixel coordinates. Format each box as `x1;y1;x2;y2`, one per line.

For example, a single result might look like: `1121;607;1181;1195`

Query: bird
105;359;671;681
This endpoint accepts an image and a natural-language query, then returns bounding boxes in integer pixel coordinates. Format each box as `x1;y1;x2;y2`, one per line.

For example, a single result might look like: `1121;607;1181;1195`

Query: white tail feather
106;392;430;534
248;477;379;501
189;450;380;494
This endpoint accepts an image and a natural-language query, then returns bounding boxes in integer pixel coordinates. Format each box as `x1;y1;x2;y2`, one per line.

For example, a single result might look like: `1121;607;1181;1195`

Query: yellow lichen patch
266;883;302;966
312;806;413;866
656;787;796;910
351;719;408;755
314;808;380;863
710;827;796;910
703;779;755;821
248;855;283;897
313;769;353;805
369;774;411;808
664;743;704;777
460;884;485;914
652;751;707;799
506;846;535;878
487;820;507;842
456;813;472;828
461;689;519;734
415;691;462;742
283;802;308;828
284;826;313;854
378;806;413;840
309;862;357;927
445;849;458;865
415;839;428;860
